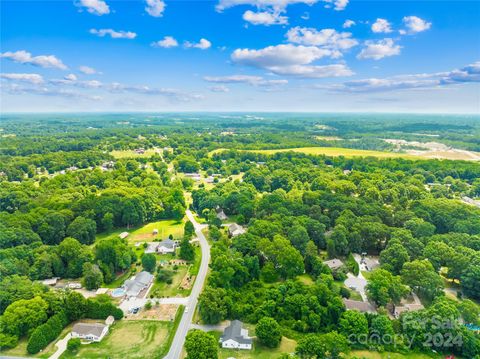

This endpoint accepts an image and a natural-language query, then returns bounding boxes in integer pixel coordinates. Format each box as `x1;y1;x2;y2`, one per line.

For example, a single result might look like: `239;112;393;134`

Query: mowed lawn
61;320;171;359
218;337;297;359
96;218;186;244
347;350;450;359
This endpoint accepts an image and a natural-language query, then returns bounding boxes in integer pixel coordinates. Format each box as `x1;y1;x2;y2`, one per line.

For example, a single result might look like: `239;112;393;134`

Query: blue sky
1;0;479;113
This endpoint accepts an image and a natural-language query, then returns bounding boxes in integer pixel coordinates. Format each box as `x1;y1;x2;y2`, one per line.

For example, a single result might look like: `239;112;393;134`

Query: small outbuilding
119;232;129;239
228;223;246;237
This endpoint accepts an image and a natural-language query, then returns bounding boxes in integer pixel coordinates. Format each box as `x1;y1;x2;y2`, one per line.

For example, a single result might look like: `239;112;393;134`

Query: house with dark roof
216;207;228;221
72;323;108;342
157;239;177;254
220;320;252;350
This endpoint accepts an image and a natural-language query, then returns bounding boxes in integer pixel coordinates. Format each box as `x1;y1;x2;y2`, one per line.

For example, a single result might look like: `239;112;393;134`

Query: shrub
67;338;81;352
0;333;18;351
27;311;69;354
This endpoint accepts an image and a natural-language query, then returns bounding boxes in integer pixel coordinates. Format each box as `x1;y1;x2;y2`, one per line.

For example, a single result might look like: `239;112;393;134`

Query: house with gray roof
228;223;246;237
323;259;344;271
72;323;108;342
220;320;252;350
123;271;153;298
343;299;377;313
157;239;177;254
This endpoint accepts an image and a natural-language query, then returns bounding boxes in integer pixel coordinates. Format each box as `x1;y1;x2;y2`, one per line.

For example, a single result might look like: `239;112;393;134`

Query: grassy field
110;148;159;159
96;219;186;244
209;147;418;159
61;320;171;359
347;350;449;359
217;336;297;359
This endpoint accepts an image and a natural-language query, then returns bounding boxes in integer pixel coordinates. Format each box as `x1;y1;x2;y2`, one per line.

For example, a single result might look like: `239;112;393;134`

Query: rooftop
72;323;107;337
221;320;252;345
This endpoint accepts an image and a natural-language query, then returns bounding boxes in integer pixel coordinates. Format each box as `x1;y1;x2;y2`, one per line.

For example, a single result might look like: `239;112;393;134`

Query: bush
67;338;81;352
27;311;69;354
157;269;174;283
0;333;18;350
340;287;351;298
145;301;152;310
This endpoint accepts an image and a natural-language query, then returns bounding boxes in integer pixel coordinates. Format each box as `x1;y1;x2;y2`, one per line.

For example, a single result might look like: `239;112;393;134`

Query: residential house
123;271;154;298
184;173;201;181
157;239;177;254
323;259;344;271
216;207;228;221
42;277;58;286
144;242;160;254
228;223;246;237
220;320;252;350
393;303;424;318
343;299;377;314
71;323;108;342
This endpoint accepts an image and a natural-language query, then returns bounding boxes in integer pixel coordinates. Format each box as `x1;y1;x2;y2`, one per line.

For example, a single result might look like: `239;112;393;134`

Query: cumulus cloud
216;0;318;12
184;38;212;50
204;74;288;86
0;73;44;84
243;10;288;25
286;27;358;51
343;19;355;28
76;0;110;15
327;61;480;93
79;65;98;75
90;28;137;39
108;83;203;101
4;85;103;101
231;44;353;78
371;18;392;33
65;73;78;81
357;38;401;60
145;0;165;17
400;16;431;34
322;0;348;11
209;85;230;92
151;36;178;48
0;50;67;70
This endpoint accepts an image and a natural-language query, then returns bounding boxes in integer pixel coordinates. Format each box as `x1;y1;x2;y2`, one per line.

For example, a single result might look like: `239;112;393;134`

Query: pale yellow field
209;147;418;159
110;148;158;159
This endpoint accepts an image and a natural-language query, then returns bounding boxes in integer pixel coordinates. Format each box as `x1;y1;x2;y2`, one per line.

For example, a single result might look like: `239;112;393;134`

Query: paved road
163;209;210;359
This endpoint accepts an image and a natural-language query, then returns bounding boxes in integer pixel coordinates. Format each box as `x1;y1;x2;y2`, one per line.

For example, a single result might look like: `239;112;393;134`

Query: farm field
110;148;159;159
60;320;171;359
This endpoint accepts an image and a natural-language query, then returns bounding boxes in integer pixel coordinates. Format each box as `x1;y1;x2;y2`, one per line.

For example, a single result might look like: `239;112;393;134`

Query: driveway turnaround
163;210;210;359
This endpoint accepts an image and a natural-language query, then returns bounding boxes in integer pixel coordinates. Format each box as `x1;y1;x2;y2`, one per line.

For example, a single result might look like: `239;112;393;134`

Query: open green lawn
216;335;297;359
209;147;418;159
110;148;158;159
96;219;185;244
347;350;450;359
61;320;172;359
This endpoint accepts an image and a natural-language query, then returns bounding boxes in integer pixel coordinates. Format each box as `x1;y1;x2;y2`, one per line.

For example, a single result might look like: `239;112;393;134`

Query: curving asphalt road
163;209;210;359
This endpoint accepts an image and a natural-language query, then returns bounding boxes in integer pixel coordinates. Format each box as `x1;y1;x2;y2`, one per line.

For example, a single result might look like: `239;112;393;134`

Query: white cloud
322;0;348;11
1;50;68;70
108;83;203;101
231;44;353;78
286;27;358;51
184;38;212;50
357;38;401;60
204;74;288;86
0;73;44;84
328;61;480;93
77;0;110;15
216;0;318;12
90;28;137;39
151;36;178;48
64;73;78;81
371;18;392;33
209;85;230;92
401;16;431;34
79;65;98;75
243;10;288;25
343;19;355;28
145;0;165;17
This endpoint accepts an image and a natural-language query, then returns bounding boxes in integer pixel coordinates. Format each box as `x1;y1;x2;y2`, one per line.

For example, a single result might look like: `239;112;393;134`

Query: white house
157;239;176;254
227;223;246;237
71;323;108;342
220;320;252;350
